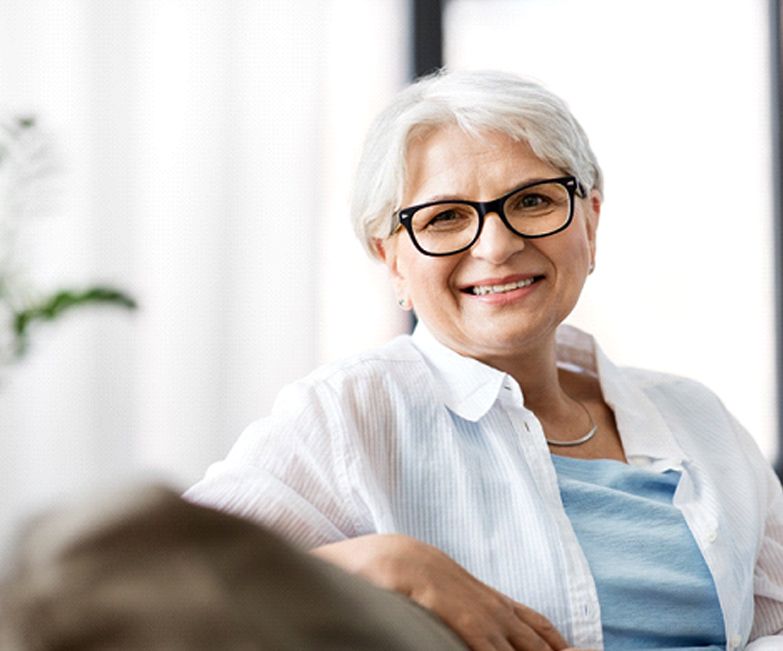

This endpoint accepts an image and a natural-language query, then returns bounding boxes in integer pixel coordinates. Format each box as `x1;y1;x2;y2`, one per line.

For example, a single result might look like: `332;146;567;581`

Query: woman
186;70;783;650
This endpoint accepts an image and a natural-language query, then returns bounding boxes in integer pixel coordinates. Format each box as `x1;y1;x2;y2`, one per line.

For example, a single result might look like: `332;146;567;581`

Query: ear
373;237;409;301
371;237;389;263
584;190;601;270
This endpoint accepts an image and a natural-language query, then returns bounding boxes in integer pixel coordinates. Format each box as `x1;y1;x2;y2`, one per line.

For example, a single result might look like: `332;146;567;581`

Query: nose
470;212;525;263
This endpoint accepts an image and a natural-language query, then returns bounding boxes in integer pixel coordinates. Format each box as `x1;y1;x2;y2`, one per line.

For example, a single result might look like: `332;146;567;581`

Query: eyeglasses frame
394;175;587;257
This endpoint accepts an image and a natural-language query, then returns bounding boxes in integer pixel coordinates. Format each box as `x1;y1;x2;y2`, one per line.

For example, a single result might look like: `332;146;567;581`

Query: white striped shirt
185;324;783;650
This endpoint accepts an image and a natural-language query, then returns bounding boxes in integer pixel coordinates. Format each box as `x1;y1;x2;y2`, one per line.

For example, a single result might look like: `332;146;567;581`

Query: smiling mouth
467;276;541;296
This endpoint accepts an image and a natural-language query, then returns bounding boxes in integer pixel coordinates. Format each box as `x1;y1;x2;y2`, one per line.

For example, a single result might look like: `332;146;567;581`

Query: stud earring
397;297;411;310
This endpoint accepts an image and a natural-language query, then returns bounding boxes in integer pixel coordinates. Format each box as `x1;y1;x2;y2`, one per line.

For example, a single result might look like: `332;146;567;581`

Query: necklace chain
544;399;598;447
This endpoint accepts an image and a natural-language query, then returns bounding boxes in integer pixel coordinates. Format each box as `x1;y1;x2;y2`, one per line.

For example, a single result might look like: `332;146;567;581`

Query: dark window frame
771;0;783;478
411;0;443;79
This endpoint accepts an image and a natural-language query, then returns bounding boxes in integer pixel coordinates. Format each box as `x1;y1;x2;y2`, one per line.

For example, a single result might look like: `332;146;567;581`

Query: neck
478;332;572;420
452;328;602;450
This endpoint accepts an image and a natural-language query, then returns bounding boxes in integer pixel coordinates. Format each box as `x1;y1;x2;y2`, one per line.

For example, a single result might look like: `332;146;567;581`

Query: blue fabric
551;454;725;650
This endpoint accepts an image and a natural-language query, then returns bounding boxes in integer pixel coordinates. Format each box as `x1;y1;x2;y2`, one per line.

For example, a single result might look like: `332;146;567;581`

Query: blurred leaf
0;116;138;365
12;287;137;356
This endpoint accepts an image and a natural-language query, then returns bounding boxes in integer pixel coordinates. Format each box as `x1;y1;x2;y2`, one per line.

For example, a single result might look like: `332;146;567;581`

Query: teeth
471;278;535;295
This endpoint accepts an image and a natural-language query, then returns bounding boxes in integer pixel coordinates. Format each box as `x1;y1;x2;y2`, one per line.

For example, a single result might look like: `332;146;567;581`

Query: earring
397;297;411;311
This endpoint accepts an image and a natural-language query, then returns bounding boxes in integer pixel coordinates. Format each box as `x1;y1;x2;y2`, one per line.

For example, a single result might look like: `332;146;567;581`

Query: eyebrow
414;176;556;204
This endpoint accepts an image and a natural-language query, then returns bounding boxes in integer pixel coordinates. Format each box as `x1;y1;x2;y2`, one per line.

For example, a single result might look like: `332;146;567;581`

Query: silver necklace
545;400;598;447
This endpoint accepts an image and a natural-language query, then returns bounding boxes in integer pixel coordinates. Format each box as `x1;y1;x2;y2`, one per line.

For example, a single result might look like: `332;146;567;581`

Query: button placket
503;396;603;650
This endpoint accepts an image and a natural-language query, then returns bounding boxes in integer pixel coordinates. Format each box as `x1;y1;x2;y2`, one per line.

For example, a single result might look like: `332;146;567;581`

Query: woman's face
377;124;601;365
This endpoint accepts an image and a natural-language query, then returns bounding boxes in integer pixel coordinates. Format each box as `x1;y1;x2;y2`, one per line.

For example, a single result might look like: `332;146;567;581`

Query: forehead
402;124;560;204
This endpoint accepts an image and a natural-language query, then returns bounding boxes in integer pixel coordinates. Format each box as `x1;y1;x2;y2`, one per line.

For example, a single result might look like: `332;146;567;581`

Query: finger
511;603;569;650
506;635;553;651
502;616;557;651
470;639;515;651
507;631;554;651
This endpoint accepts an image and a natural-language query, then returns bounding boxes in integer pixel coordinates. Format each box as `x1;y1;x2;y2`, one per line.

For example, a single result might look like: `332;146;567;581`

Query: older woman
186;70;783;651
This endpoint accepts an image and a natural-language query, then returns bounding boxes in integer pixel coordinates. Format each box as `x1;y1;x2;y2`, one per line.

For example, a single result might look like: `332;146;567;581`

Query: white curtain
0;0;409;552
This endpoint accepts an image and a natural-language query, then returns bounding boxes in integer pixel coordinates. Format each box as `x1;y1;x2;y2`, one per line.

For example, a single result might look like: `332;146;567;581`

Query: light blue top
551;454;726;650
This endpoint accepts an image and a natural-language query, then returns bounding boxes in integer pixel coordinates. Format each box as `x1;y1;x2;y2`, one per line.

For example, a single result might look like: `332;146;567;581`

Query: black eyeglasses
394;176;586;257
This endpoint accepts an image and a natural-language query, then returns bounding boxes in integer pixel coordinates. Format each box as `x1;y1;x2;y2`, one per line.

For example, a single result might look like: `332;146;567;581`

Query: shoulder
218;334;436;494
298;334;431;398
620;365;725;410
270;334;436;425
618;366;718;400
619;365;767;467
305;334;425;385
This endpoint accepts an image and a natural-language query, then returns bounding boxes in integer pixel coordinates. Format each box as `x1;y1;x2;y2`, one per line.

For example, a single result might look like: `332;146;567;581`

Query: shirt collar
411;324;508;422
412;322;686;468
556;325;686;469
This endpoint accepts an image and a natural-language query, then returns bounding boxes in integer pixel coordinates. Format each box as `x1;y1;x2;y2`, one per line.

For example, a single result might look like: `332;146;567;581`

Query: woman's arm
312;534;589;651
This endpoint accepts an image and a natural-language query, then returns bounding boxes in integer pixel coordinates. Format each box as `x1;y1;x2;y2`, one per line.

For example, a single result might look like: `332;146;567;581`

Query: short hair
351;69;603;257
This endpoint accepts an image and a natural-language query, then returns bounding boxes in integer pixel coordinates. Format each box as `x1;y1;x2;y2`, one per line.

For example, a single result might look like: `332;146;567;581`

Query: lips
461;274;543;296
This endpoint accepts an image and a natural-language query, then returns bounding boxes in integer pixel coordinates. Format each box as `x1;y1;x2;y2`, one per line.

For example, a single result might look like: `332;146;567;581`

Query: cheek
537;236;591;291
559;226;593;264
403;258;460;303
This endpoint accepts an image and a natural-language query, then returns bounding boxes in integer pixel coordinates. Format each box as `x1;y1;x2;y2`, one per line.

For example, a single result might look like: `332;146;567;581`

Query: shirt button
729;633;742;648
706;530;718;544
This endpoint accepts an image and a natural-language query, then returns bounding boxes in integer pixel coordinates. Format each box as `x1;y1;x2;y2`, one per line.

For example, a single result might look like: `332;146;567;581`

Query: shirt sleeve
183;379;362;549
746;430;783;647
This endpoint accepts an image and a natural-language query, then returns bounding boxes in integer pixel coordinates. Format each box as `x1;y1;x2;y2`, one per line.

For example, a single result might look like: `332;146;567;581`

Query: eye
514;193;550;210
428;209;460;226
506;182;568;217
413;204;475;232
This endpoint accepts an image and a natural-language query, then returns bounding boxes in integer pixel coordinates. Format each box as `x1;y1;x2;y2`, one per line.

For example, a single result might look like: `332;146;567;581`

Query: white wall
447;0;778;459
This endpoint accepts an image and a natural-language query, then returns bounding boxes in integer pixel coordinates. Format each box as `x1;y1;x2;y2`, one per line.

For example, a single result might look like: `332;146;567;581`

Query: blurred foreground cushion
0;485;465;651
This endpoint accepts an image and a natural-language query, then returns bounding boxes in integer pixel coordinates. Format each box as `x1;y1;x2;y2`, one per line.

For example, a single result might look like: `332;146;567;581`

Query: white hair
351;69;603;257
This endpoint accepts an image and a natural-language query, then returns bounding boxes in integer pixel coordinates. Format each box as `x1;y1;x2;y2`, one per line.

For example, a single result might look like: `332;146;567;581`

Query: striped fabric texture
186;324;783;650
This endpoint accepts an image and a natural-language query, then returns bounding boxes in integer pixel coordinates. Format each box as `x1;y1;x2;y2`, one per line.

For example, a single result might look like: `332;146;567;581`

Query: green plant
0;115;136;364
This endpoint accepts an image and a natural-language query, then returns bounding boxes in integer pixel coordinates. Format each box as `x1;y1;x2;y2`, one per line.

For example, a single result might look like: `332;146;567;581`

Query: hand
312;534;572;651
